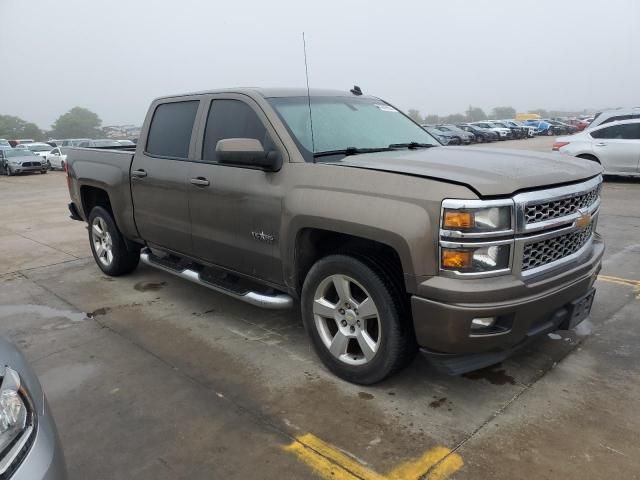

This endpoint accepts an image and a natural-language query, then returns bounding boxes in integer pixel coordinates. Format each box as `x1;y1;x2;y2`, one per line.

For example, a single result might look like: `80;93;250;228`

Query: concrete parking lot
1;139;639;479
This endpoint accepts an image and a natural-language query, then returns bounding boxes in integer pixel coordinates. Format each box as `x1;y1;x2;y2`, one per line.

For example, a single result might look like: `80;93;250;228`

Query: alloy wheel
312;274;381;366
91;217;114;267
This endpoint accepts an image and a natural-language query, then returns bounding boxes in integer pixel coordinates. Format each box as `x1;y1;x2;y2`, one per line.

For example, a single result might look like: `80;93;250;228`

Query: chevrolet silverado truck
65;88;604;384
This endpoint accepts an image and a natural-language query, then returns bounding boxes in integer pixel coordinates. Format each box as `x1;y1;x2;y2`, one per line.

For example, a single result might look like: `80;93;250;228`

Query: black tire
88;206;140;276
41;170;47;174
6;167;12;176
60;160;65;171
476;135;484;143
546;129;554;136
301;254;415;384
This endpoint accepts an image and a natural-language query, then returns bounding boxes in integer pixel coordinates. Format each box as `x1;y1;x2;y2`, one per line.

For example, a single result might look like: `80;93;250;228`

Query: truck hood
327;147;603;197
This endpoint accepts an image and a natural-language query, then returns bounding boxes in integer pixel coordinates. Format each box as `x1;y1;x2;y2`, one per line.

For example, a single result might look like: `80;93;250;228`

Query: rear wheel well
80;186;113;219
295;229;406;297
577;154;601;164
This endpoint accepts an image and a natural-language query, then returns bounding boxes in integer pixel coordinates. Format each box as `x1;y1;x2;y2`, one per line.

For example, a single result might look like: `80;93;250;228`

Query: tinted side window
146;100;199;159
621;124;640;140
591;125;624;139
202;99;273;162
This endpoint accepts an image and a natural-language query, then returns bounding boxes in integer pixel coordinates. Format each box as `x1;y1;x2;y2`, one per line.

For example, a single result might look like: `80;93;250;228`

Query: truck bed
66;146;139;240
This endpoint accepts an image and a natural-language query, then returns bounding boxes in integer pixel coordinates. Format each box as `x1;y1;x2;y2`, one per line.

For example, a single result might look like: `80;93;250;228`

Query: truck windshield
268;96;438;160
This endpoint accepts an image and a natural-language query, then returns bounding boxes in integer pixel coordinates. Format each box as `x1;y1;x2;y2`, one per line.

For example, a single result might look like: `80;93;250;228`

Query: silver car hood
328;147;603;197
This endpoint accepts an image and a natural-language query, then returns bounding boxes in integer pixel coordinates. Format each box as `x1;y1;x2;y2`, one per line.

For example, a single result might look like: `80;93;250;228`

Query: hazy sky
1;0;638;129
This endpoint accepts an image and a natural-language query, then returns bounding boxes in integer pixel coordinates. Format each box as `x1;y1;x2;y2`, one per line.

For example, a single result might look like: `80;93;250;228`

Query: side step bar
139;249;293;310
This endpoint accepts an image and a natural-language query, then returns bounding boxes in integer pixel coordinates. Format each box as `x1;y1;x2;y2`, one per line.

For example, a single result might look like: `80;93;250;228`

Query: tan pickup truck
65;88;604;384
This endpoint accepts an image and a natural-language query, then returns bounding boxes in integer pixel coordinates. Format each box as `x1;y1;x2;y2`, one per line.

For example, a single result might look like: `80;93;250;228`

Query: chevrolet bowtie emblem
576;210;592;228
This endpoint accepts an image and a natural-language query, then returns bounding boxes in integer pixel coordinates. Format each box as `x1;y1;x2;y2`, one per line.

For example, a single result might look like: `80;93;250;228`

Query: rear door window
146;100;199;159
621;124;640;140
591;125;624;139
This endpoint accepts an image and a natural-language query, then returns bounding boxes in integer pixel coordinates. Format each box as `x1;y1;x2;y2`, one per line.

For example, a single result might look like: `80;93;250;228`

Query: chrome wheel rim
91;217;113;267
313;274;381;366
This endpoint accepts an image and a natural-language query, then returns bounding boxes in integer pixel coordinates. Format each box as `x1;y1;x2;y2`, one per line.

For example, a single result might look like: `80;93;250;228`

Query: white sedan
553;119;640;177
45;147;68;170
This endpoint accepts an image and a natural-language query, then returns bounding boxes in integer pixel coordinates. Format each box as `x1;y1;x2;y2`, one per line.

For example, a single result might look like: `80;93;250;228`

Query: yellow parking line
387;446;454;480
285;433;385;480
598;274;640;288
284;433;463;480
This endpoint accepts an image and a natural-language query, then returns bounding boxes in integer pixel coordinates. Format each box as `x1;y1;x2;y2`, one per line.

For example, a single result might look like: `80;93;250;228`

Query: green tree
50;107;102;138
465;106;487;122
422;114;439;125
490;106;516;120
407;109;423;123
442;113;466;124
0;115;44;140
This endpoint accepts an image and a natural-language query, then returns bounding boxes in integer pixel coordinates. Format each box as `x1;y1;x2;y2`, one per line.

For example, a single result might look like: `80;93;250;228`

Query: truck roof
154;87;377;102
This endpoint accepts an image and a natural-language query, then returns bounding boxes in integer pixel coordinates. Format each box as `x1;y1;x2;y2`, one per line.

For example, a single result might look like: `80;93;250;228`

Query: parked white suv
553;119;640;177
588;107;640;130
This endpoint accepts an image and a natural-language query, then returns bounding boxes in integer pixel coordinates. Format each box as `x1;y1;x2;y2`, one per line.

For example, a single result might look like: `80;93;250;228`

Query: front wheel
88;206;140;276
301;254;415;384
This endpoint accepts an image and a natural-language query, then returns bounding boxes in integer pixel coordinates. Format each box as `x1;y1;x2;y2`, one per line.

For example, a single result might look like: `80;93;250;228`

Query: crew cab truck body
66;88;604;384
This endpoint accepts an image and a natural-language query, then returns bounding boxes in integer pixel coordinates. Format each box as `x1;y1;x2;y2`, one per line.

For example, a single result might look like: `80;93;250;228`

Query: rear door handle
190;177;210;187
131;169;147;178
595;143;607;147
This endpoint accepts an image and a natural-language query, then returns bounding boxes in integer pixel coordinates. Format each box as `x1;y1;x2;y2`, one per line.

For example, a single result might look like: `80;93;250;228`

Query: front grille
525;184;600;224
522;224;593;271
22;162;39;167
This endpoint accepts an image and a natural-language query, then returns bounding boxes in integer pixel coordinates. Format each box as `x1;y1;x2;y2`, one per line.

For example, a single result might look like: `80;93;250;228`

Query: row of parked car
0;138;136;175
421;118;595;146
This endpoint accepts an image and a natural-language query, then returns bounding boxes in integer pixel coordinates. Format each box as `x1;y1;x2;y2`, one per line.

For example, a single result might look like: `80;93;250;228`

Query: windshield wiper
388;142;437;149
313;147;393;158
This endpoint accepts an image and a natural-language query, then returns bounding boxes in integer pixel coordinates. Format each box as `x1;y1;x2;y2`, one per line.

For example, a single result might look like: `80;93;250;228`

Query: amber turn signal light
443;210;474;229
441;249;473;269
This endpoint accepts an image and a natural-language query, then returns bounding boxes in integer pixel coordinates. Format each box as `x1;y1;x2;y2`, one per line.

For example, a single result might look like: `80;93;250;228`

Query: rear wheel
301;254;415;384
88;206;140;276
546;129;554;136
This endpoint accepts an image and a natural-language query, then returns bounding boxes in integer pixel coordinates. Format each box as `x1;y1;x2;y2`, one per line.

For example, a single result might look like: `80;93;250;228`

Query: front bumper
0;338;67;479
411;235;604;363
8;165;46;174
12;408;67;480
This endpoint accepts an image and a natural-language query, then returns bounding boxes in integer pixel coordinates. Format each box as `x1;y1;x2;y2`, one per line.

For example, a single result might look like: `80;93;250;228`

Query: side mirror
215;138;281;171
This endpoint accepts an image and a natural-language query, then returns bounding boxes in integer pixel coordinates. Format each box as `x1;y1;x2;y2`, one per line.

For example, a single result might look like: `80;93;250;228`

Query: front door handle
131;169;147;178
595;143;607;147
190;177;210;187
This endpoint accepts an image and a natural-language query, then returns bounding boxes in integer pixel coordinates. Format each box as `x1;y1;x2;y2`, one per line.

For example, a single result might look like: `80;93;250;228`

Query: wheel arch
287;224;415;297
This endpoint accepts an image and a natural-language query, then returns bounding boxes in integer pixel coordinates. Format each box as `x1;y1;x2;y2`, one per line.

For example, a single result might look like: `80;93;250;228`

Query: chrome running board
140;249;293;310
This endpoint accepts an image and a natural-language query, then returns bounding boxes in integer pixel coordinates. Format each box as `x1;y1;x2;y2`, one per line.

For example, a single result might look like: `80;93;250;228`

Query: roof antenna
350;85;363;96
302;32;316;159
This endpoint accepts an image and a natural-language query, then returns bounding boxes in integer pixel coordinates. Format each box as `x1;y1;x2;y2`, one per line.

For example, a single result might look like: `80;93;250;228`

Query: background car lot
0;136;639;479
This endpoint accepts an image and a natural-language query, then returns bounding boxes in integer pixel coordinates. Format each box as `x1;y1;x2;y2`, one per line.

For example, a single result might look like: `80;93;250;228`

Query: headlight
442;205;512;233
440;199;515;276
0;367;28;455
441;244;511;273
8;161;20;166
